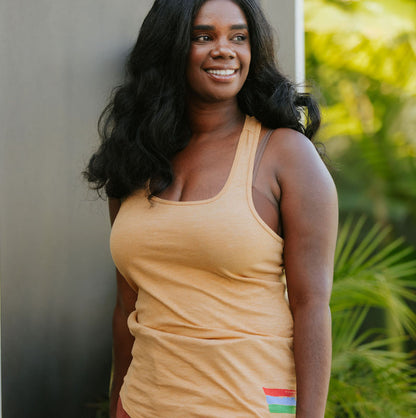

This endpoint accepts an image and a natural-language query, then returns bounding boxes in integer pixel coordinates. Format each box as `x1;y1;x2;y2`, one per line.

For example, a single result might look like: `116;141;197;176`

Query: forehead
194;0;248;26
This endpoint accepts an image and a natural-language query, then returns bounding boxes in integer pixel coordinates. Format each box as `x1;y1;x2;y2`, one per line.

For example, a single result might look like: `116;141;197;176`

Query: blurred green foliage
305;0;416;244
305;1;416;415
330;218;416;417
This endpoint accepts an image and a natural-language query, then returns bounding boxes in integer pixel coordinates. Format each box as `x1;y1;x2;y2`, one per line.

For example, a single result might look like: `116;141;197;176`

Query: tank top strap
225;115;262;198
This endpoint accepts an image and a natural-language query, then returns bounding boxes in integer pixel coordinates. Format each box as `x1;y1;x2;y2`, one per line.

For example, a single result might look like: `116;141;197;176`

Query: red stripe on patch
263;387;296;397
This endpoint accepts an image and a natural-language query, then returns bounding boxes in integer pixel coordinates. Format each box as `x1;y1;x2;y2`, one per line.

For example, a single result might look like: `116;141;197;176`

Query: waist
128;283;293;340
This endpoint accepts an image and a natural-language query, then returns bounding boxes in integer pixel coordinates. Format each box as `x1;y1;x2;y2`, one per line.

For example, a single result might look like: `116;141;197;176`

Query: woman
85;0;338;417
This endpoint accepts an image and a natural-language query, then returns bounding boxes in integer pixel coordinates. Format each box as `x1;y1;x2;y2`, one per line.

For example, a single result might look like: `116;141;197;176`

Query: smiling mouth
205;69;238;76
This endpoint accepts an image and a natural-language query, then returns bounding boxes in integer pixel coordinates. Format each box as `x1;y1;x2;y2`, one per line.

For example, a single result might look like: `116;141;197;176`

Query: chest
157;135;239;202
110;191;283;280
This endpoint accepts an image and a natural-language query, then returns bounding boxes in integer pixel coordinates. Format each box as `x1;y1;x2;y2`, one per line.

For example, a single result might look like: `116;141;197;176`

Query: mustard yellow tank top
110;116;296;417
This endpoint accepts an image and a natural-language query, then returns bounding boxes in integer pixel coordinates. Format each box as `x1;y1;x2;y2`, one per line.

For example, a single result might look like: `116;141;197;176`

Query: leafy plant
305;0;416;244
327;218;416;417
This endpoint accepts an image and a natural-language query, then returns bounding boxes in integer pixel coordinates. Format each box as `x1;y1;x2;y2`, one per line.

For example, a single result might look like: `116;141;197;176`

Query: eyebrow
192;24;248;31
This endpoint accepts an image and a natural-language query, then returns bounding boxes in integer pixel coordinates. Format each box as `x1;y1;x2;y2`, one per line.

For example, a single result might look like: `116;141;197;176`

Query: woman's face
186;0;251;104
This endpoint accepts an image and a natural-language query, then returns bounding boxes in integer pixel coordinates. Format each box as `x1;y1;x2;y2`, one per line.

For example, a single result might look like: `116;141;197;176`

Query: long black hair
84;0;321;199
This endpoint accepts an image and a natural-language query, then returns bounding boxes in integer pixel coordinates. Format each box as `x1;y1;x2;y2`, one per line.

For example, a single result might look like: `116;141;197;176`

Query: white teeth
206;69;236;76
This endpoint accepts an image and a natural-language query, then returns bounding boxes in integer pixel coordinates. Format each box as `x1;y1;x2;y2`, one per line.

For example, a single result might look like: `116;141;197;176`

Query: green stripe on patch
268;404;296;414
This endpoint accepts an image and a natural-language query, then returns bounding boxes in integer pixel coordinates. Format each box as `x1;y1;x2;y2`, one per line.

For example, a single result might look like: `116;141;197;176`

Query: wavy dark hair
84;0;321;199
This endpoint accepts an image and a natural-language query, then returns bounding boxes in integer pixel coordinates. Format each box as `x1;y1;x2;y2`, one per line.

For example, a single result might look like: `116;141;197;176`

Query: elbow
288;290;332;317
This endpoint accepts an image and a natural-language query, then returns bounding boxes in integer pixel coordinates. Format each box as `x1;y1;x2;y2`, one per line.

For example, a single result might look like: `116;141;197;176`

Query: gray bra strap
253;129;274;183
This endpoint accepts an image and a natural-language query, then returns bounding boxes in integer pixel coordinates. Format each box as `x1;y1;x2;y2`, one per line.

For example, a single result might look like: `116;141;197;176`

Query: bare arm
108;198;137;418
272;130;338;417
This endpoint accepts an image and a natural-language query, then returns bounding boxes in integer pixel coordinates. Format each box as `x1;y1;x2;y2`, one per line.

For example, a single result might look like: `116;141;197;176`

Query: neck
186;99;244;136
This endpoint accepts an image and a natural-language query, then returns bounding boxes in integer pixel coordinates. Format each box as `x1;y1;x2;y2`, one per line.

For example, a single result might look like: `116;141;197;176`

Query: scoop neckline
150;115;250;206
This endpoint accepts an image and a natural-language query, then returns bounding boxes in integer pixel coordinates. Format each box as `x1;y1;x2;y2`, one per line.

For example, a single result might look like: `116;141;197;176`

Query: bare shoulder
265;130;338;308
263;128;338;244
268;127;316;152
266;128;335;193
268;128;325;169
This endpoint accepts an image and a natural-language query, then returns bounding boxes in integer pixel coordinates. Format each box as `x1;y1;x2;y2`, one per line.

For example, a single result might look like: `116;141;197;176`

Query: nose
210;39;236;59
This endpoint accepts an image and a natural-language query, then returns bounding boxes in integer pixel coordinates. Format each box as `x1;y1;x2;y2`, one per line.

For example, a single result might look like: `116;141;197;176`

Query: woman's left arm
272;129;338;418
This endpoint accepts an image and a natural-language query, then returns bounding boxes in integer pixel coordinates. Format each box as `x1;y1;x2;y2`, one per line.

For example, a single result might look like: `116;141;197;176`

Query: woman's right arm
109;198;137;418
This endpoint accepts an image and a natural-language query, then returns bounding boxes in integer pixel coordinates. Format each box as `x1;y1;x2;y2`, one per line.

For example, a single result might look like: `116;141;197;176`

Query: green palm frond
332;216;416;336
328;218;416;417
329;327;416;418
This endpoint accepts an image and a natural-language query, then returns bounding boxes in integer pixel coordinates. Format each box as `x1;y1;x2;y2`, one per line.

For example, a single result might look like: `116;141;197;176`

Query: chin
201;87;243;103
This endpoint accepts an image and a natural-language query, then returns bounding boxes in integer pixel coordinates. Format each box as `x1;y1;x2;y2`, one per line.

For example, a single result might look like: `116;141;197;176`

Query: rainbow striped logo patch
262;387;296;414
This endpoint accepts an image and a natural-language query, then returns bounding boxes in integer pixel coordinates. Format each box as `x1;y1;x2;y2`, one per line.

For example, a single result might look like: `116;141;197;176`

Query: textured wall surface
0;1;301;417
0;1;153;416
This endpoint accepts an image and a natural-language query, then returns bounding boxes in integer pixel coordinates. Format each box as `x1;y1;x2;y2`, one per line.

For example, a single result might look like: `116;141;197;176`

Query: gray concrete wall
0;1;302;417
0;1;153;416
263;0;305;82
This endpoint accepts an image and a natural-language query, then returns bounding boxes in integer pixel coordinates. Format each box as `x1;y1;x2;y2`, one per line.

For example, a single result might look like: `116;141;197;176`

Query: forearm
109;305;135;418
292;302;332;418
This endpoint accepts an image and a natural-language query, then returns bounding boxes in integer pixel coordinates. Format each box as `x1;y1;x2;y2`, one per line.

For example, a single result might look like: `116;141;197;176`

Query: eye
192;34;211;42
232;34;248;42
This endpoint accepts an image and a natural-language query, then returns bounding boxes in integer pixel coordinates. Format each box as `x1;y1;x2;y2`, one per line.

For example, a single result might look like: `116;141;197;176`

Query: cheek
245;48;251;67
242;50;251;76
186;50;206;77
186;53;200;80
239;45;251;68
187;45;207;64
